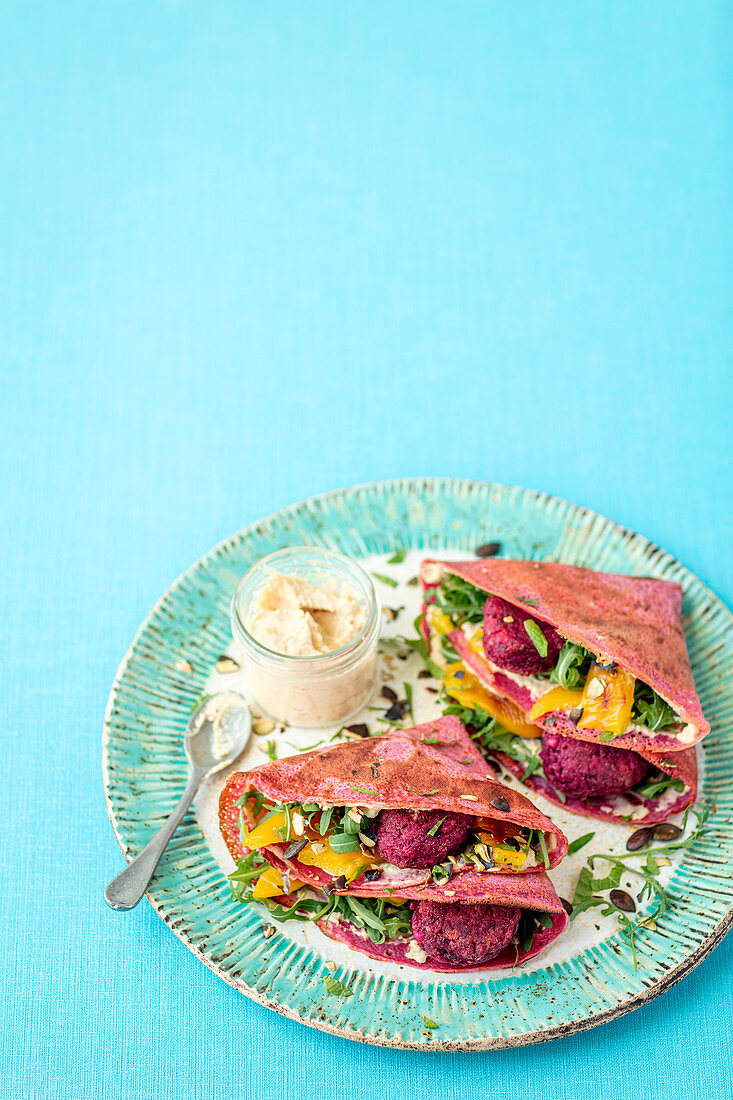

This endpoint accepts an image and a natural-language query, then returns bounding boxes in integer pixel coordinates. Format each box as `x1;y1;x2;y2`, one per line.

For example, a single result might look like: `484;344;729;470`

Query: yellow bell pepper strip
443;661;543;739
528;686;584;723
239;812;289;850
428;605;456;637
251;865;305;899
297;837;379;883
528;664;636;737
577;664;635;735
476;830;527;870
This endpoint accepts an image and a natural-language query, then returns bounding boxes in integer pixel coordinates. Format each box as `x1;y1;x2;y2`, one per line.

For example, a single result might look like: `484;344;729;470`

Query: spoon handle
104;769;204;910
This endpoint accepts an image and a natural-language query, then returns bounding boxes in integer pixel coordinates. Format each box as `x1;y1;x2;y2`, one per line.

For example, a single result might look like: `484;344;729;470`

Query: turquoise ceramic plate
103;479;733;1050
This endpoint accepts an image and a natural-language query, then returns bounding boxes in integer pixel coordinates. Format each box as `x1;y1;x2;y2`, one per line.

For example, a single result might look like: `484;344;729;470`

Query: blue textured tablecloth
3;3;732;1097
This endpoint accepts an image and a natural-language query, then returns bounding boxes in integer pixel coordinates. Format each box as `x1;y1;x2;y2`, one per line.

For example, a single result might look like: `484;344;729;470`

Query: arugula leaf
322;976;354;998
524;620;549;658
443;702;545;780
434;576;486;625
550;641;593;689
372;572;399;588
569;804;712;968
633;774;685;800
633;683;678;731
568;832;595;855
387;549;407;564
329;830;363;854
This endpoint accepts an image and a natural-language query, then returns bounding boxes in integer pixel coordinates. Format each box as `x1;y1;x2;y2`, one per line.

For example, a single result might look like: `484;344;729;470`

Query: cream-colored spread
248;574;365;656
237;569;377;727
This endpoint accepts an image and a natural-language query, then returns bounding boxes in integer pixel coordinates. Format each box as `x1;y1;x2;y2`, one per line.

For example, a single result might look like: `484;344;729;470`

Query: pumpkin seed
283;838;308;859
626;826;654;851
652;823;682;842
345;723;369;738
610;889;636;913
476;541;502;558
490;796;510;812
216;654;240;674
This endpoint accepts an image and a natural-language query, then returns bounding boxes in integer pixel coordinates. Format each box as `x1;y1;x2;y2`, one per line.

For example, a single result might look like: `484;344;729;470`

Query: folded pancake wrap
316;869;569;972
219;718;569;971
421;558;708;748
419;559;703;823
449;630;698;825
219;717;569;894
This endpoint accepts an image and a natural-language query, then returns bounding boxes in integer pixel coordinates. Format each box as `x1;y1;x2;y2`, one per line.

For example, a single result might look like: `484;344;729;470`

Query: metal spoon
105;691;252;910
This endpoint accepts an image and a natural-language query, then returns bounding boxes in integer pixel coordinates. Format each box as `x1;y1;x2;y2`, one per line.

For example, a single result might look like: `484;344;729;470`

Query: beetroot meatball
541;731;651;799
375;809;472;869
412;900;521;965
482;595;564;675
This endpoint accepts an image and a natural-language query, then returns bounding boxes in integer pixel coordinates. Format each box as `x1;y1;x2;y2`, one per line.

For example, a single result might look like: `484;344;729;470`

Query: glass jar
230;546;380;727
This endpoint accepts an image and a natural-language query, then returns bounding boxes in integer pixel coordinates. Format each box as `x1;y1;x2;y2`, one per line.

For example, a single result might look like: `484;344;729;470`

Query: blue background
2;3;732;1097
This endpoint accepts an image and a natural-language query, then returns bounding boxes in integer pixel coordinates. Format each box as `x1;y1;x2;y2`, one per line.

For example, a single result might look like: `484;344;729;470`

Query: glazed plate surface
103;479;733;1049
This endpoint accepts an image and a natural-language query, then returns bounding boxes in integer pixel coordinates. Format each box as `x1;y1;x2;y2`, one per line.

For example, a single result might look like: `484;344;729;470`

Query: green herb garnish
632;683;678;731
402;614;444;680
264;739;278;761
518;597;539;607
570;804;712;969
443;702;545;780
523;620;549;658
372;572;399;588
434;576;485;625
403;681;414;723
349;785;381;798
329;831;363;854
423;1017;439;1029
387;549;407;564
322;976;354;998
427;815;447;837
568;831;595;855
550;641;593;689
633;775;685;800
